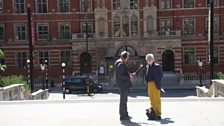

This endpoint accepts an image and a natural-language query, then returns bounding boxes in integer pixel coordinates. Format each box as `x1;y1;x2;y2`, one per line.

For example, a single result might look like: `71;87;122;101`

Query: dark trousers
119;87;129;118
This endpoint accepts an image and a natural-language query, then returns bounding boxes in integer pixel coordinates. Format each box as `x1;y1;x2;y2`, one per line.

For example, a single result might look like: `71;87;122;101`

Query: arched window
131;15;138;37
98;17;105;37
113;16;121;37
122;16;129;37
147;16;153;34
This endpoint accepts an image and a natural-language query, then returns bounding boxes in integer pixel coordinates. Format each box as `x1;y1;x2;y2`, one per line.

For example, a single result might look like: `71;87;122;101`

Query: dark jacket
115;59;132;88
145;62;163;89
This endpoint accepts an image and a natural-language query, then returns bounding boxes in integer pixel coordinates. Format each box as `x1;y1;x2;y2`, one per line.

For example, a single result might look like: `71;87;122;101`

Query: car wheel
65;89;70;94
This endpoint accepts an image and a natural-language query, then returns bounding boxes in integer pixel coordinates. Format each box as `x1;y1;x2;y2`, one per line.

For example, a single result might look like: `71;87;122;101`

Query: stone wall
196;79;224;97
0;84;49;101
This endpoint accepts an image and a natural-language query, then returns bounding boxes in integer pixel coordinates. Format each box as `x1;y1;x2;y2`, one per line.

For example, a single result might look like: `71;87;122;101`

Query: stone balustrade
0;84;49;101
196;79;224;97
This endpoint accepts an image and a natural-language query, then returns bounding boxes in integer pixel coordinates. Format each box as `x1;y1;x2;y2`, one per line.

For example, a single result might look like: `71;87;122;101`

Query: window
160;19;172;31
80;0;91;12
130;0;138;9
160;0;171;9
0;0;3;13
206;17;219;35
183;19;195;36
131;16;138;37
15;23;26;41
61;51;71;67
81;22;93;33
36;0;48;13
113;17;121;37
14;0;25;13
16;52;27;68
39;51;49;65
113;0;121;10
184;48;195;64
58;0;69;12
207;47;218;64
59;22;70;40
37;23;49;40
0;24;4;40
207;0;219;7
183;0;194;8
122;17;129;37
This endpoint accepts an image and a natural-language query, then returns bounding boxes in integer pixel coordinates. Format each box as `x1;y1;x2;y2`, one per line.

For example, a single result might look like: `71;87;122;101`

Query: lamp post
27;59;30;86
197;58;203;87
40;63;45;89
44;59;48;89
61;62;66;99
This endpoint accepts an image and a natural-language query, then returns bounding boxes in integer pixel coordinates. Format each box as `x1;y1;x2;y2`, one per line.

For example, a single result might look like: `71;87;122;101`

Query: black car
64;76;103;94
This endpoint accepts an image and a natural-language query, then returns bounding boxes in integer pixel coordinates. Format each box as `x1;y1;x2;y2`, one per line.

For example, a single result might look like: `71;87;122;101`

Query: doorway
80;52;92;74
162;50;174;71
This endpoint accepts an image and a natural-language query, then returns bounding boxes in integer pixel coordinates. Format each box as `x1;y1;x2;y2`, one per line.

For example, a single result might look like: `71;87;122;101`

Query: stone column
145;0;148;7
151;0;154;7
102;0;105;8
96;0;99;8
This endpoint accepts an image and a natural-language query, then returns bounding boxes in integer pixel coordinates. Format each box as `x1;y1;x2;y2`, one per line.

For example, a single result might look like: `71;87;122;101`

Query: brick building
0;0;224;86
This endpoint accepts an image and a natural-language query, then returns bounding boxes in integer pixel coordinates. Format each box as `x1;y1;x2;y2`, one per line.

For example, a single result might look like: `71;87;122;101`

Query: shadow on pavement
120;120;145;126
157;118;175;125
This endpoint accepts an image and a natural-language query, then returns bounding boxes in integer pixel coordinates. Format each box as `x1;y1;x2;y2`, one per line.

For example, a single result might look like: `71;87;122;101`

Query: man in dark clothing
115;51;134;121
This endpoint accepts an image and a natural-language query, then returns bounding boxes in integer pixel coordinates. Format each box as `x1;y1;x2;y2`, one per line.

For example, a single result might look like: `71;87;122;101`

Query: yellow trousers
147;81;161;116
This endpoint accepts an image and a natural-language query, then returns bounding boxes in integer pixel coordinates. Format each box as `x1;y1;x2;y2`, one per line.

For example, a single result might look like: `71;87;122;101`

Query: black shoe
120;117;130;121
156;116;161;120
126;115;132;120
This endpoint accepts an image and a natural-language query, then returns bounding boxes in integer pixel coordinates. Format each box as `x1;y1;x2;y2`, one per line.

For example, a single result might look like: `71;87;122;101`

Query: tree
0;49;6;71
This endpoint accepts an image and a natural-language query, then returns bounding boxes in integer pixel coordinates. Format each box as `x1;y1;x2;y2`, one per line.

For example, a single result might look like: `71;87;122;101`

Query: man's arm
116;63;130;81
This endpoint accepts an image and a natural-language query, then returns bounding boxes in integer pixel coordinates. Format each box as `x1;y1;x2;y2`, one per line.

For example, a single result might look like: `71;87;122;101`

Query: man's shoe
156;116;161;120
120;117;129;121
126;115;132;120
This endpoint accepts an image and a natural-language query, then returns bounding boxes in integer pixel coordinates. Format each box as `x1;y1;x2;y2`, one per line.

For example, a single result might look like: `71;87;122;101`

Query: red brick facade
0;0;224;83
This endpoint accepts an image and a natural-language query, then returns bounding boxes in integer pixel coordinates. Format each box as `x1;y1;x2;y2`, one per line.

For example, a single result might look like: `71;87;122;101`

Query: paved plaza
0;91;224;126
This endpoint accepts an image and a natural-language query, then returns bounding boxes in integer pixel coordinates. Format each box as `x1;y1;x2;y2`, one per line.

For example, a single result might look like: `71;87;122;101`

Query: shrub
0;75;31;93
218;72;224;80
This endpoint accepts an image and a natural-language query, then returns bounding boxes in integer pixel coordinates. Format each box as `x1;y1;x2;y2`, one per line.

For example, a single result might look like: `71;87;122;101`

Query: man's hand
130;73;136;80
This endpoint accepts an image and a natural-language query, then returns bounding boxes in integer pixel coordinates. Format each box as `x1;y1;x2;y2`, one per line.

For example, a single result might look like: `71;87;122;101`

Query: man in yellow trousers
145;54;163;120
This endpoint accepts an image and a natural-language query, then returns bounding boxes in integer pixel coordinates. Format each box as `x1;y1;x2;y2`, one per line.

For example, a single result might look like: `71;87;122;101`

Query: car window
71;78;82;83
65;78;71;83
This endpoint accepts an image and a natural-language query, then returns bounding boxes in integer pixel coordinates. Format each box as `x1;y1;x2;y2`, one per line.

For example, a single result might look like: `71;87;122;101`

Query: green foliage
0;49;3;57
218;72;224;80
0;75;31;93
0;49;6;71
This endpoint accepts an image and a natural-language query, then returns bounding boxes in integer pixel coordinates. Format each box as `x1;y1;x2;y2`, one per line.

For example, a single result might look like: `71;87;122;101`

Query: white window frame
58;0;69;12
112;0;121;10
59;22;71;40
130;0;138;10
160;19;172;31
14;0;25;13
60;50;72;67
183;0;195;8
36;0;48;13
16;52;27;68
14;23;27;41
183;18;196;36
80;21;93;33
37;23;49;40
160;0;171;9
80;0;92;12
39;51;49;65
184;47;195;64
